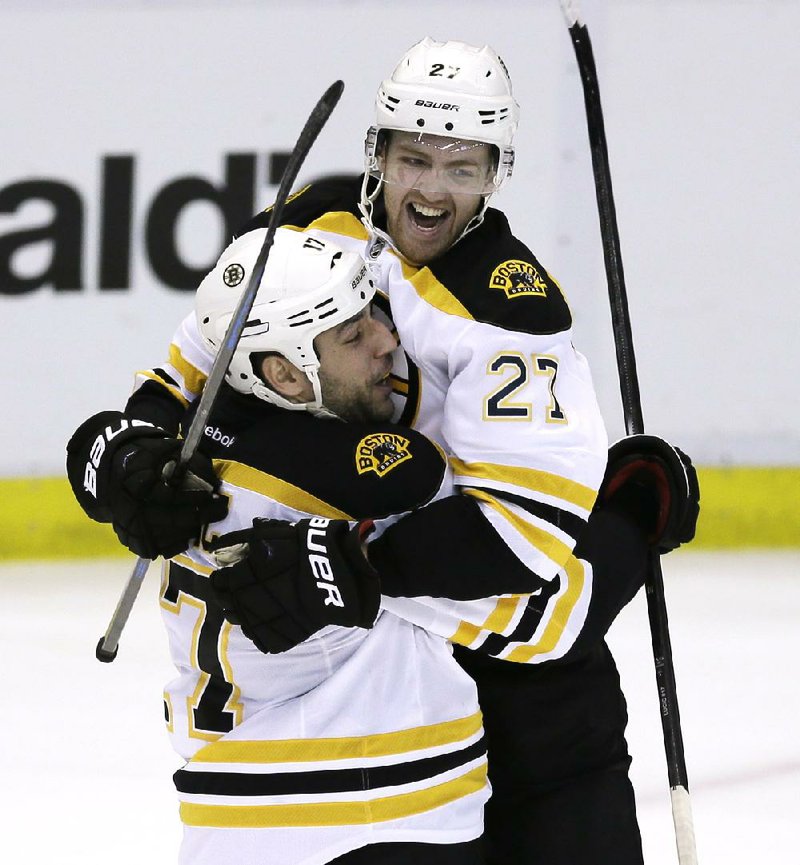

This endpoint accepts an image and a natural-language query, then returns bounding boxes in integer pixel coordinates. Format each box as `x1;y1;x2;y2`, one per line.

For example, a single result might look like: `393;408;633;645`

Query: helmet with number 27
360;38;520;255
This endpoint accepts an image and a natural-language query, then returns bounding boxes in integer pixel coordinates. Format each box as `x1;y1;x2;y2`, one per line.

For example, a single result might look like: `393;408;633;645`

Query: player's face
315;305;397;422
379;132;494;265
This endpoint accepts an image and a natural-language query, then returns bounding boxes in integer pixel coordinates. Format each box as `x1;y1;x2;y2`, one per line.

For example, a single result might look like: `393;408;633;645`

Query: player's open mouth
407;202;448;232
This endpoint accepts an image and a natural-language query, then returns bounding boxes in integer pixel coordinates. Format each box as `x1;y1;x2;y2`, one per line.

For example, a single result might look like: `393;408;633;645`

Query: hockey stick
95;79;345;663
557;2;699;863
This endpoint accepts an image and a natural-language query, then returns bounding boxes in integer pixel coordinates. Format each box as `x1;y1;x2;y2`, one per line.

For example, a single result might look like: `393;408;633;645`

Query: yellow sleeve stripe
449;596;525;648
170;554;213;576
168;343;208;398
402;262;475;321
190;711;483;765
503;555;586;663
134;370;190;408
465;488;574;570
451;457;597;512
450;620;481;647
179;762;487;828
390;375;409;396
214;460;353;520
283;211;370;241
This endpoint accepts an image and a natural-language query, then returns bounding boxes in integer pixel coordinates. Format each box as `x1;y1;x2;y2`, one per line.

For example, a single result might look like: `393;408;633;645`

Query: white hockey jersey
160;400;489;865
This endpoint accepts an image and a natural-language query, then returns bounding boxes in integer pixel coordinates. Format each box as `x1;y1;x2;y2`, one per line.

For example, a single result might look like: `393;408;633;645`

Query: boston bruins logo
223;263;245;287
490;259;548;299
355;433;412;477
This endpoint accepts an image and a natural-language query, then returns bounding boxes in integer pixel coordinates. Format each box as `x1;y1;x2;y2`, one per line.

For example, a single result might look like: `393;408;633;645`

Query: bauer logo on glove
306;518;347;608
209;517;380;654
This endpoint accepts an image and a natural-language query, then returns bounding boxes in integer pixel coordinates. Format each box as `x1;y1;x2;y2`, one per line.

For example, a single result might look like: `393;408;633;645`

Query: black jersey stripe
174;736;486;798
151;367;179;388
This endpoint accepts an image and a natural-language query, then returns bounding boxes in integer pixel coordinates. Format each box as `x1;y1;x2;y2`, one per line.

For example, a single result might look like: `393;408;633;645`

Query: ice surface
1;550;797;863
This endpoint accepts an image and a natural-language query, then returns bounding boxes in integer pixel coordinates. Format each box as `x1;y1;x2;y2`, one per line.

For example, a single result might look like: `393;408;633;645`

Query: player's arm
125;312;212;432
375;434;698;664
208;428;698;659
65;313;227;558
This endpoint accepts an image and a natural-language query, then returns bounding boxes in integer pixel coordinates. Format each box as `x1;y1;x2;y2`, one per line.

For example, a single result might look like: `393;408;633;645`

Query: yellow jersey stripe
450;620;482;647
403;263;475;321
451;457;597;512
180;762;487;828
465;488;574;570
135;370;190;408
449;596;524;648
484;595;525;633
284;211;370;242
390;375;409;396
504;556;587;662
167;343;208;398
214;460;353;520
171;554;213;575
191;711;483;764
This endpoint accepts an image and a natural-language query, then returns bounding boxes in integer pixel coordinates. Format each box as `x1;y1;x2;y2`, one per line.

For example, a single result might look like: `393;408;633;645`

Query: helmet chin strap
250;364;339;420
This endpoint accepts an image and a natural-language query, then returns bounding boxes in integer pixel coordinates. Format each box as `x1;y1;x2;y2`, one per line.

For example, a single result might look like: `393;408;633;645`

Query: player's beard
318;372;394;424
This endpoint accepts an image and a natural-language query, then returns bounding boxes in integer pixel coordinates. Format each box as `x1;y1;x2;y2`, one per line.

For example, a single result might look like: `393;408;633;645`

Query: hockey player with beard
77;227;493;864
66;39;699;865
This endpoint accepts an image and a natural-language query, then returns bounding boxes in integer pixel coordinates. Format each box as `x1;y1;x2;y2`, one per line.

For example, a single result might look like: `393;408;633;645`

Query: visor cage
368;130;499;196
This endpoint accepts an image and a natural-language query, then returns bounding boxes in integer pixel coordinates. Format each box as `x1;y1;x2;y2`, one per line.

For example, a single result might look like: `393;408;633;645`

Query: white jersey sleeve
132;311;213;408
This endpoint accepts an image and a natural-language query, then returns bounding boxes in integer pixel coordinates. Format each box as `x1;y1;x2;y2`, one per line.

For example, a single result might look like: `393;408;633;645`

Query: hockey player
81;227;492;864
66;39;699;865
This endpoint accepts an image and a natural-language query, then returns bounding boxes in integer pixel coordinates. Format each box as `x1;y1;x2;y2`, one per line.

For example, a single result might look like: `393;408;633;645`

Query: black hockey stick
95;79;345;663
557;2;699;862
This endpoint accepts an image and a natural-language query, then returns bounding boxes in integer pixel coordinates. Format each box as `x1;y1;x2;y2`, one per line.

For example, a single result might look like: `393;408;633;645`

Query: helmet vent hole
202;316;209;324
416;118;425;127
239;372;247;380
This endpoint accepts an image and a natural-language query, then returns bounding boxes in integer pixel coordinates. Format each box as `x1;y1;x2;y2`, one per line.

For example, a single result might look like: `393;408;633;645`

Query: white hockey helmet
196;227;375;415
373;37;518;173
360;38;520;247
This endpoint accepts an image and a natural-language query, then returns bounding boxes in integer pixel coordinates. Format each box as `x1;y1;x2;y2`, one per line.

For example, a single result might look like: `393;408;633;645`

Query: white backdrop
2;0;798;476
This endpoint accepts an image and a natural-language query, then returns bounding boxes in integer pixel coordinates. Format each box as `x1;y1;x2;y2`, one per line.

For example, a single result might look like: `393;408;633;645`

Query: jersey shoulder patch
426;208;572;335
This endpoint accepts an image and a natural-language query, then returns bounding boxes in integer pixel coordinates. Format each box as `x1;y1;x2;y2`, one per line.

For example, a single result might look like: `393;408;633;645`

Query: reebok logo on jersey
204;425;236;447
306;517;345;608
490;260;548;300
355;433;412;478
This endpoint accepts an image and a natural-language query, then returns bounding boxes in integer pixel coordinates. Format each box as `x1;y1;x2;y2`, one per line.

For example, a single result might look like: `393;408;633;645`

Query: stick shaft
567;21;643;435
558;4;698;861
96;80;344;663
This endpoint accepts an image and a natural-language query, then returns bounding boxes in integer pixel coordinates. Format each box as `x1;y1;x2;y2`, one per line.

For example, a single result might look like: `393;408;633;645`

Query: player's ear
260;355;314;402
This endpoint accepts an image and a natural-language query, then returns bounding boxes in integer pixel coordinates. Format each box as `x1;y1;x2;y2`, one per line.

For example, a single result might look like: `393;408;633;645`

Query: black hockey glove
66;411;228;559
209;517;380;654
598;434;700;553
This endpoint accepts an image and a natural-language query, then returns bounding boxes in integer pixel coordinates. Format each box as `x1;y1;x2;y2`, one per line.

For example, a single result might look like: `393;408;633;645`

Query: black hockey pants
454;641;644;865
